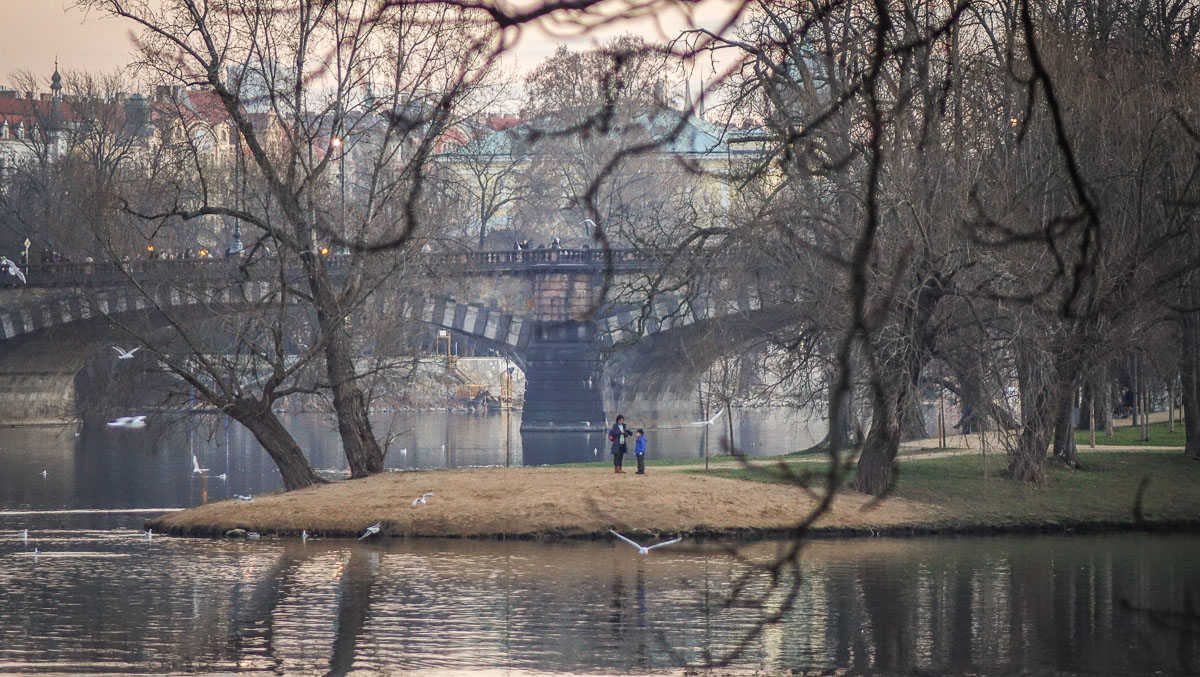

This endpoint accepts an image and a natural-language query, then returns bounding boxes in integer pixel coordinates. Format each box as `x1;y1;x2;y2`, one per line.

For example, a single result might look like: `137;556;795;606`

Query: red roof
436;127;469;151
486;115;521;131
0;95;74;140
180;89;233;124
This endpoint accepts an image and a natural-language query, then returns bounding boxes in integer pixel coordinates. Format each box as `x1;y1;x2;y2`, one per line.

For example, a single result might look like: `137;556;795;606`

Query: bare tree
79;0;502;478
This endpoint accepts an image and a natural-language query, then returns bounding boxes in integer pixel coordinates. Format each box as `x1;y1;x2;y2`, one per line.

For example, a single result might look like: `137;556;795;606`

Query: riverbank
148;447;1200;540
146;464;935;539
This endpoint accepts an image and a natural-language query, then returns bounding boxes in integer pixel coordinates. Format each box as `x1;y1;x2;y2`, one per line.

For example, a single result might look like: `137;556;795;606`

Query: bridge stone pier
522;270;609;433
411;261;614;433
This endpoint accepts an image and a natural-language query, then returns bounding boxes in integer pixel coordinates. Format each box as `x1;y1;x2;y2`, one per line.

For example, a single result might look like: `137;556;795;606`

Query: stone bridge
0;249;779;429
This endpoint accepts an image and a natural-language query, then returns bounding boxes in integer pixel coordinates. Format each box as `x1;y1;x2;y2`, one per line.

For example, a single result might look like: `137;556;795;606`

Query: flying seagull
235;494;253;503
40;470;46;478
358;522;382;540
107;415;147;429
692;408;725;426
145;529;153;541
411;492;434;507
2;257;25;284
191;455;209;475
609;529;682;555
301;530;308;543
214;473;227;481
20;528;27;543
112;346;141;360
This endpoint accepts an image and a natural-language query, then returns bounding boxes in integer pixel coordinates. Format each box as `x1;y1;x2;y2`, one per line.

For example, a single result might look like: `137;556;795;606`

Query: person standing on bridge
609;415;631;474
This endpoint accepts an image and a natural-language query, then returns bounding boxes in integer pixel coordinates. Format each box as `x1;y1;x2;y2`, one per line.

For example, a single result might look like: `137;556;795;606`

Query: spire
49;59;64;138
51;58;62;97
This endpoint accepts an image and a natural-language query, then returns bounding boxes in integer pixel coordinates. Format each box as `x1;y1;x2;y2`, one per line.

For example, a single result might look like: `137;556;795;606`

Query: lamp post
229;128;244;257
332;131;347;255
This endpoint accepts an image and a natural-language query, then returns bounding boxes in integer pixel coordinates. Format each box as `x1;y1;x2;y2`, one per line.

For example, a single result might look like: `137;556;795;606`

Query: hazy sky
1;1;742;85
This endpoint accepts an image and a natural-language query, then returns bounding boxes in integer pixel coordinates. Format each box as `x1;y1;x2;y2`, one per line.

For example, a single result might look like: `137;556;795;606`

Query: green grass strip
1073;420;1186;447
696;451;1200;528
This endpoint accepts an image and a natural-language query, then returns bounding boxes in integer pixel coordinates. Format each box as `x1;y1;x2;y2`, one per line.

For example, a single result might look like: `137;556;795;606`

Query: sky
0;0;744;85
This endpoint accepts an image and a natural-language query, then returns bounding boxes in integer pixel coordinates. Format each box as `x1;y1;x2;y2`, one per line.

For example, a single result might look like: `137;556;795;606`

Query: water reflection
0;533;1197;674
0;408;821;517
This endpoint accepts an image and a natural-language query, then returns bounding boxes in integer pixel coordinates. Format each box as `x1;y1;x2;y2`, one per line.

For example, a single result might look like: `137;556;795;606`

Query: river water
0;409;825;508
1;411;1198;674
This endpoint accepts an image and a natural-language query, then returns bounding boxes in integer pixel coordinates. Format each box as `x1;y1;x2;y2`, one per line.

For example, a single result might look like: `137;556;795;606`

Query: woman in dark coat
608;415;630;473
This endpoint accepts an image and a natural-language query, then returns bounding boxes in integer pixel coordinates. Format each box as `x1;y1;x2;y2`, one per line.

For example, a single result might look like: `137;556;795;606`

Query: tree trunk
1169;375;1176;433
1052;376;1083;469
1180;309;1200;460
228;401;327;491
305;253;385;478
1097;371;1114;437
1131;354;1140;427
828;377;856;449
853;387;903;495
901;389;927;441
325;327;385;476
1076;369;1100;431
852;268;945;493
1008;348;1053;483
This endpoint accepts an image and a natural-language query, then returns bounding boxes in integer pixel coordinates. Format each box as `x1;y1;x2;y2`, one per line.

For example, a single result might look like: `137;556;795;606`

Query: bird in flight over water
609;530;682;555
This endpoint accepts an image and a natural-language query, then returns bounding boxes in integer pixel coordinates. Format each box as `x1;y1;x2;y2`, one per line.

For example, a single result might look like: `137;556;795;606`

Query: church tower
48;60;66;155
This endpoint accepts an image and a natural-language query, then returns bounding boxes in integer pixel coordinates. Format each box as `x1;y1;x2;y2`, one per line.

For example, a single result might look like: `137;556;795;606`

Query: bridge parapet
1;258;265;288
424;247;654;274
0;248;659;289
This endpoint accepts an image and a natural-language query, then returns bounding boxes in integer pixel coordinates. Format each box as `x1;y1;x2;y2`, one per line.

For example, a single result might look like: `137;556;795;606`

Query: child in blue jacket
634;429;647;474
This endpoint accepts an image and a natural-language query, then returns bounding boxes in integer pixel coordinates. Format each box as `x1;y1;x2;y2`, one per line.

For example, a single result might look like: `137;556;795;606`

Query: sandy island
148;464;937;540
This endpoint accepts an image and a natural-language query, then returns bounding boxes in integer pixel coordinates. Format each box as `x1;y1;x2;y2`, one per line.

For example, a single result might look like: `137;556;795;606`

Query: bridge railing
0;247;661;288
424;247;655;272
1;258;253;287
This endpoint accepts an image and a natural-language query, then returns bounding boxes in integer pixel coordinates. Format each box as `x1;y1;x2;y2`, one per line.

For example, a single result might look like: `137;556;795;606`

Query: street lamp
229;128;244;257
332;130;347;255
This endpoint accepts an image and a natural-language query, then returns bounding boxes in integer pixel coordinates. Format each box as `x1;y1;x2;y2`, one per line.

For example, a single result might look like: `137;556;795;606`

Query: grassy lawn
698;451;1200;529
1073;419;1187;447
